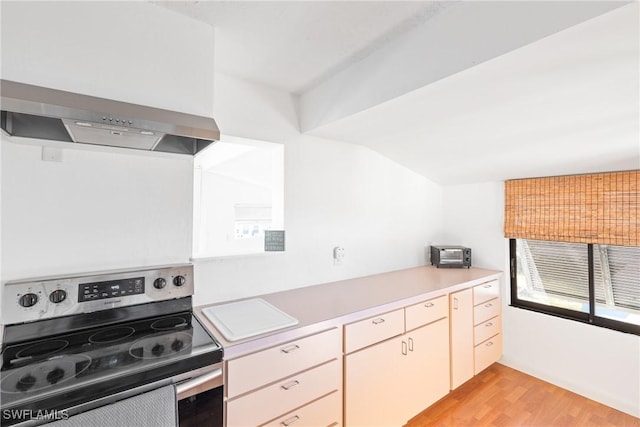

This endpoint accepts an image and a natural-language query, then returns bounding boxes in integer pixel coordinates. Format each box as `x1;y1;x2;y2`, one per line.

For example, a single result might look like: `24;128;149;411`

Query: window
193;136;284;257
510;239;640;335
505;171;638;334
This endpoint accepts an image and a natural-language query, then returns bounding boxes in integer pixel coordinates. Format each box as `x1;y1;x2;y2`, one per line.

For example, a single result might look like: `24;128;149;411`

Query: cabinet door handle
424;302;434;308
401;340;408;355
485;322;493;327
281;380;300;390
483;284;492;288
281;415;300;426
485;303;493;308
408;337;414;352
486;341;494;347
281;344;300;354
453;298;459;310
372;318;385;325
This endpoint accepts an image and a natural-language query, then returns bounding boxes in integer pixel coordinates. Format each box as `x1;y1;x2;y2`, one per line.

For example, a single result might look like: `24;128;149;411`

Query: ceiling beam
299;1;629;134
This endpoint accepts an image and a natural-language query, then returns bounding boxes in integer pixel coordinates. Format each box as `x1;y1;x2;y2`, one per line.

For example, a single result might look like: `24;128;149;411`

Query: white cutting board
202;298;299;342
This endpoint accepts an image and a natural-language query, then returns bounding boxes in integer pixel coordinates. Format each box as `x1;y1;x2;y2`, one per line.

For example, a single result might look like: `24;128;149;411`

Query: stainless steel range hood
0;80;219;155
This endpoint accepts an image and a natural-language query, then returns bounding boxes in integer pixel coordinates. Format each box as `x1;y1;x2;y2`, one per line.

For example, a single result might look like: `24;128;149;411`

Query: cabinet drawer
344;308;404;353
227;359;341;427
474;315;501;345
473;298;500;325
405;295;448;331
261;390;342;427
473;280;499;305
474;333;502;374
228;328;341;398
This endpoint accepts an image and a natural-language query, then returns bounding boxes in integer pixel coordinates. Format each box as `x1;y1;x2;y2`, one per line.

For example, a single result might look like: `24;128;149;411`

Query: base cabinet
226;328;342;427
449;280;502;390
344;318;449;427
221;274;502;427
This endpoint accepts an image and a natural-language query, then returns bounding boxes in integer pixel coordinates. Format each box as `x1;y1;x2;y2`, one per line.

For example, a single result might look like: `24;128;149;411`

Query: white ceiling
309;2;640;184
154;1;454;94
154;1;639;184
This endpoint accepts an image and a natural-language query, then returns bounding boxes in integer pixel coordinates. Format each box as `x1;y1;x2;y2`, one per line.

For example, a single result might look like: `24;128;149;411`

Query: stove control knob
49;289;67;304
173;276;186;287
151;344;165;357
171;339;184;352
19;293;39;308
153;278;167;289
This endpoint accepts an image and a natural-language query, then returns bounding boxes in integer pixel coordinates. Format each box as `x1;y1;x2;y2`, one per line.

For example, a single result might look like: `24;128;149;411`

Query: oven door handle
176;368;223;401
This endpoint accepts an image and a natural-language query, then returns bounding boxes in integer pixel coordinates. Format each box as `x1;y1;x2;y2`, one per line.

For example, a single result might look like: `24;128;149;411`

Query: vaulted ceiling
155;1;639;184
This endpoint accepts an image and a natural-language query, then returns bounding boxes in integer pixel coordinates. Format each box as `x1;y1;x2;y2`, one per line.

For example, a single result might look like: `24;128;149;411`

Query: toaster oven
430;245;471;268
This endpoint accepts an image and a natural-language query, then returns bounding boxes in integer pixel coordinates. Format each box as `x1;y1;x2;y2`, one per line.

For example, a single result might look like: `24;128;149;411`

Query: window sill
190;251;286;262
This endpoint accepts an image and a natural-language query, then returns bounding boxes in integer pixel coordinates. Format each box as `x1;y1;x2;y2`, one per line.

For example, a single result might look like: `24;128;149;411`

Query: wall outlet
333;246;345;266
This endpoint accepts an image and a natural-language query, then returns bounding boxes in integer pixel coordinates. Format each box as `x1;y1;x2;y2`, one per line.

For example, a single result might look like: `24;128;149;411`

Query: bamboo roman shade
504;170;639;246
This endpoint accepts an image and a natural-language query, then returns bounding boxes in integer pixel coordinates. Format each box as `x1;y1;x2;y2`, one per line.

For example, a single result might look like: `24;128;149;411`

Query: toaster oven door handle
176;368;223;400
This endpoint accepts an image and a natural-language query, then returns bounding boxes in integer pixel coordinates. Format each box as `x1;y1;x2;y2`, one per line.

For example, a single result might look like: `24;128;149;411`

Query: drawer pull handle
483;284;492;288
281;380;300;390
372;318;385;325
424;302;435;308
485;322;493;327
486;341;494;347
282;415;300;426
485;303;493;308
281;344;300;354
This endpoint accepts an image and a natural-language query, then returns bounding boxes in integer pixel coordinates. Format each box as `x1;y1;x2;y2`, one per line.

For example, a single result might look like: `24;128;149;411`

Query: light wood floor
406;363;640;427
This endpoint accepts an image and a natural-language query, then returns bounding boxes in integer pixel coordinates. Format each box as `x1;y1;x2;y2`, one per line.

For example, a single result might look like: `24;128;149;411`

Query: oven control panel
1;264;194;325
78;277;145;302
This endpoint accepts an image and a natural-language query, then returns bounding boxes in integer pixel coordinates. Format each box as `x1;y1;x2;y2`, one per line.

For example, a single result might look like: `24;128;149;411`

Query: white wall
1;140;194;280
0;2;214;293
0;1;215;116
442;182;640;418
192;73;443;304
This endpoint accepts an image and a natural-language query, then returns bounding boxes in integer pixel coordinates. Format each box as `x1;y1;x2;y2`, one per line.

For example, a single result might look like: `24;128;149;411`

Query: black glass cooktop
0;310;222;426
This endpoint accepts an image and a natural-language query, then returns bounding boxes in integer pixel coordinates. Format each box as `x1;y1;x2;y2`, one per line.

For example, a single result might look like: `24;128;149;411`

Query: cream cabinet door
345;318;450;426
449;288;473;390
344;335;406;427
403;318;450;419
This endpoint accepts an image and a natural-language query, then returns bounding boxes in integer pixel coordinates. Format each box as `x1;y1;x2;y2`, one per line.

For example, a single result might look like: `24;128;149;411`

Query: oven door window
178;386;223;427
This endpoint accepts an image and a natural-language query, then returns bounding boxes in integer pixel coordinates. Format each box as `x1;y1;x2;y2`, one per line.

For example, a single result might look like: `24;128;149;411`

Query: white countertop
195;265;502;359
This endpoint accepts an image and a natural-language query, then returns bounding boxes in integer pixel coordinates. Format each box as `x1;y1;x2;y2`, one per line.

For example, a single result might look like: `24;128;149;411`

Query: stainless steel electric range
0;265;223;427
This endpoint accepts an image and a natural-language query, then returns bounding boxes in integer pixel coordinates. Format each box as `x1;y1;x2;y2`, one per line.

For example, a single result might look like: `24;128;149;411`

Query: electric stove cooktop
0;310;221;419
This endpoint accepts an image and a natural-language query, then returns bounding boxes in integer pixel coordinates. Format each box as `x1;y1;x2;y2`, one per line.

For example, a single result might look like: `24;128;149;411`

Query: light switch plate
333;246;345;266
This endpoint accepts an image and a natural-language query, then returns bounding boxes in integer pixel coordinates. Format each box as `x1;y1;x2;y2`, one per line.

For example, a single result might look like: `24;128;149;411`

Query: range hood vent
0;80;219;155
